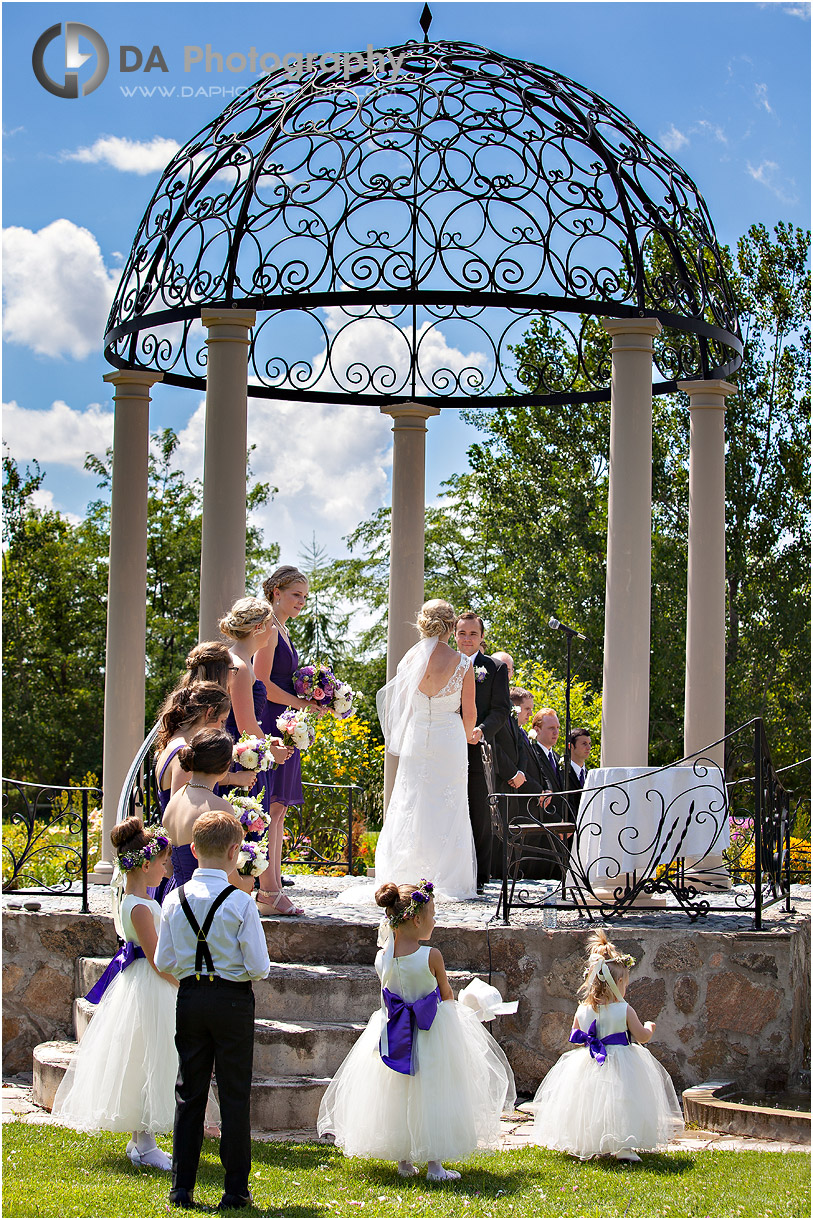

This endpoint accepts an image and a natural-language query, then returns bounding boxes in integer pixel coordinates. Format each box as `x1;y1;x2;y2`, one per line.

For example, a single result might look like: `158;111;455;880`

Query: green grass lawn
2;1123;809;1218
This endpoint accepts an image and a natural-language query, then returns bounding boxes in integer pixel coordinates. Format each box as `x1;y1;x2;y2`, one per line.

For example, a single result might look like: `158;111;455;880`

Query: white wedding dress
374;650;477;900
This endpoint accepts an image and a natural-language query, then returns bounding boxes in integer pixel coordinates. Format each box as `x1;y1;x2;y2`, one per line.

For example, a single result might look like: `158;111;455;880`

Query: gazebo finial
420;4;433;42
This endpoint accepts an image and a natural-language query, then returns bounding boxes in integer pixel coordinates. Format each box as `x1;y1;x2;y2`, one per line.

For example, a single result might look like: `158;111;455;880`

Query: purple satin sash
379;986;442;1075
85;941;146;1004
569;1019;630;1065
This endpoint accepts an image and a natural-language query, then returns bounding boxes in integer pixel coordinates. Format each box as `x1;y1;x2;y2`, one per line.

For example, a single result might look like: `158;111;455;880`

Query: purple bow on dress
569;1019;629;1065
85;941;146;1004
379;986;442;1074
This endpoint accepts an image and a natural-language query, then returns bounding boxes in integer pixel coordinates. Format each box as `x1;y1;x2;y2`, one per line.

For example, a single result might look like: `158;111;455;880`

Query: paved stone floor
3;875;810;931
2;1077;808;1154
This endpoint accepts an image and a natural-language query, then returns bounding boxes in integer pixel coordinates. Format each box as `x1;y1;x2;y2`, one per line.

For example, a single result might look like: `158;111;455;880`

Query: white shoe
427;1166;461;1182
397;1162;419;1178
127;1142;172;1171
614;1150;641;1162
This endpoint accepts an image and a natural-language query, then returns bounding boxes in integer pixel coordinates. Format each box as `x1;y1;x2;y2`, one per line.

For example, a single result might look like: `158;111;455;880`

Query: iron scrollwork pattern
105;40;741;405
2;778;98;911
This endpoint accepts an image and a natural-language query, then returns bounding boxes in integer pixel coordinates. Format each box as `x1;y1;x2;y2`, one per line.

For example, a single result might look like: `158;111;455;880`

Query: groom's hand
470;726;483;744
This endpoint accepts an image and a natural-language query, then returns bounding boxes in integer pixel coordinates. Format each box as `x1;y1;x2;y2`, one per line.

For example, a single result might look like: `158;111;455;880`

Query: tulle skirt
531;1044;684;1157
52;959;177;1134
317;1000;516;1164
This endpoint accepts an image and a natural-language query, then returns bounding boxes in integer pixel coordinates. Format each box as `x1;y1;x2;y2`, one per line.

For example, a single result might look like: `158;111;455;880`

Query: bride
372;599;479;900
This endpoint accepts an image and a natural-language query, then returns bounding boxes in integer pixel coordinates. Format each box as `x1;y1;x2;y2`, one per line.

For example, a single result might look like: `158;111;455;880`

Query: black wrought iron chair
481;742;575;916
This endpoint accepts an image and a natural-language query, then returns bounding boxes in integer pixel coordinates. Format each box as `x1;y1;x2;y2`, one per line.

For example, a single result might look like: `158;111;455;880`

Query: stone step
76;959;503;1024
74;998;365;1079
33;1039;330;1133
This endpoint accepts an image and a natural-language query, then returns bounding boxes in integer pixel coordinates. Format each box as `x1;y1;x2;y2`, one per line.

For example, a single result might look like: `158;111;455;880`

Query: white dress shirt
570;760;586;787
155;868;270;982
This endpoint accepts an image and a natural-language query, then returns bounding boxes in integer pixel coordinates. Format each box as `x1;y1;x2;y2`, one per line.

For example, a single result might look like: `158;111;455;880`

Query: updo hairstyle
155;681;231;753
219;597;272;640
578;929;633;1006
375;881;421;921
177;728;235;777
180;641;233;689
262;565;308;604
110;815;169;861
415;598;456;640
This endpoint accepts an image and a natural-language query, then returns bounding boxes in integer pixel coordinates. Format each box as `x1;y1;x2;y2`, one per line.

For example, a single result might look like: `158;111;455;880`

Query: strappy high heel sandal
257;888;304;917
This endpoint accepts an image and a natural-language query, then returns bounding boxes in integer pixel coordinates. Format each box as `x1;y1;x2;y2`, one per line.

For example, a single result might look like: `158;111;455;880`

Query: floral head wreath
118;829;171;872
585;951;636;1003
388;879;434;927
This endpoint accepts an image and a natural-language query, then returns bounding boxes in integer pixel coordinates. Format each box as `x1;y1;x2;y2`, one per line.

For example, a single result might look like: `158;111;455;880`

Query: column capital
677;378;737;409
103;369;164;391
380;401;441;430
200;307;257;331
602;317;663;339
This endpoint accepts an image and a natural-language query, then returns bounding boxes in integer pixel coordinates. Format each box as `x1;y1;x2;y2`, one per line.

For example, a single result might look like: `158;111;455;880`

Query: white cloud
746;160;798;204
29;488;82;525
172;395;393;565
754;83;773;114
783;4;810;19
61;135;180;174
2;219;119;359
660;125;689;154
693;120;727;144
2;399;113;470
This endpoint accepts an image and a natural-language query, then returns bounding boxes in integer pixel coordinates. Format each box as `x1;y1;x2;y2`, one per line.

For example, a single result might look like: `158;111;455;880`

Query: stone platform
4;876;810;1123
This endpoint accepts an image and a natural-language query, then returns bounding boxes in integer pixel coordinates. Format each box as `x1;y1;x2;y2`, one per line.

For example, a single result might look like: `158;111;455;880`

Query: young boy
155;810;270;1211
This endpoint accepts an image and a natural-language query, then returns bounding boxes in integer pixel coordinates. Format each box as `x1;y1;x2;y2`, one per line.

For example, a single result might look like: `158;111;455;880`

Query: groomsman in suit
529;708;567;818
454;612;511;893
493;688;545;797
564;728;592;818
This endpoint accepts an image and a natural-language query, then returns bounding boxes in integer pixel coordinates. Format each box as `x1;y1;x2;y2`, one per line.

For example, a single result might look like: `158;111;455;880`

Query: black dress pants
466;746;493;887
173;977;254;1198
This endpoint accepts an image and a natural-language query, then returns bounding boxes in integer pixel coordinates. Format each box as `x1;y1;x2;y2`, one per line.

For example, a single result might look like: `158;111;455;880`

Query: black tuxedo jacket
467;652;510;769
563;763;588;819
531;741;563;791
492;716;544;794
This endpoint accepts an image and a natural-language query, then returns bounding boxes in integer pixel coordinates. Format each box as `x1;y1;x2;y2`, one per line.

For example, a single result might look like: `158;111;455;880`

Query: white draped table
568;764;731;898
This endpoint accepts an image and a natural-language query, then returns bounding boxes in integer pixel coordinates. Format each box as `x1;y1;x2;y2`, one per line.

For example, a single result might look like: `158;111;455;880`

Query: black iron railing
485;718;803;929
2;777;101;912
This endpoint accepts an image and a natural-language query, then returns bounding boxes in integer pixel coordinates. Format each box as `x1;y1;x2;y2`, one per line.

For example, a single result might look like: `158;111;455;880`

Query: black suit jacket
493;716;544;795
564;763;587;819
467;652;510;771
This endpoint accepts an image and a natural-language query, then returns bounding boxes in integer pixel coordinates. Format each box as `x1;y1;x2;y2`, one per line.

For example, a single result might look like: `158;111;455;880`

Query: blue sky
2;0;810;566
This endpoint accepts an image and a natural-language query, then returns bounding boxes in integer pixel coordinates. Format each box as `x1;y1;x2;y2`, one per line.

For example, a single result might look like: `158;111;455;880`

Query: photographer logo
32;22;109;98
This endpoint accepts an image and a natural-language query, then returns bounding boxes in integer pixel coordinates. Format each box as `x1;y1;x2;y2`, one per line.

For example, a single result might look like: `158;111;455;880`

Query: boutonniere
526;728;538;741
474;665;487;683
510;703;519;719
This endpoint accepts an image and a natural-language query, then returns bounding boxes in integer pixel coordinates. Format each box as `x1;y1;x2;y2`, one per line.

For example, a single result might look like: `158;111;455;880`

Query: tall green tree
2;453;108;783
3;430;279;783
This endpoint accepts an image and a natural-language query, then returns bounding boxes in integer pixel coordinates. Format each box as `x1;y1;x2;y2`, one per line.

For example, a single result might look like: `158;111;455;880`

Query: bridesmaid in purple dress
254;566;323;917
218;597;292;913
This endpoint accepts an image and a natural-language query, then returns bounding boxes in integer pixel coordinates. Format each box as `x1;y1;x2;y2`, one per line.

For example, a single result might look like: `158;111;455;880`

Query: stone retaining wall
2;906;809;1095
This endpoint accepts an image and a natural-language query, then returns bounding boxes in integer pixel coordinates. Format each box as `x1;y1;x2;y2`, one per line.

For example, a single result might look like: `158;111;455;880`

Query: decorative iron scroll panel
105;41;741;405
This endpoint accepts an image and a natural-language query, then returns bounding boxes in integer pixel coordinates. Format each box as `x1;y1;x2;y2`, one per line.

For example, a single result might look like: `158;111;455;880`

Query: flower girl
317;880;515;1181
531;929;684;1160
52;818;178;1169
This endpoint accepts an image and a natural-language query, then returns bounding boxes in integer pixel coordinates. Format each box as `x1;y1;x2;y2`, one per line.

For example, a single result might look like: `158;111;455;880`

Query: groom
454;612;511;892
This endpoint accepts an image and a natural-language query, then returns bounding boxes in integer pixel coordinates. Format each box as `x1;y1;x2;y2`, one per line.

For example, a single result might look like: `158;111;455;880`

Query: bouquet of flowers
236;838;268;877
226;789;271;836
293;662;357;719
275;707;316;764
232;732;278;772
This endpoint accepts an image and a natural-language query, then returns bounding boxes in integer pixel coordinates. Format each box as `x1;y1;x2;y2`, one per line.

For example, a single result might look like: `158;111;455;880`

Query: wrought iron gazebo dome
104;40;742;406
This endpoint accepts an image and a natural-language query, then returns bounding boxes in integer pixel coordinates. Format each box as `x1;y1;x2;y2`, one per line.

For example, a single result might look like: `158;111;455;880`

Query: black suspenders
177;884;237;981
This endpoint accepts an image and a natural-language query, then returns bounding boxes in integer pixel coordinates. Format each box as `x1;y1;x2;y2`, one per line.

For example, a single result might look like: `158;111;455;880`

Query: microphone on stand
549;616;591;642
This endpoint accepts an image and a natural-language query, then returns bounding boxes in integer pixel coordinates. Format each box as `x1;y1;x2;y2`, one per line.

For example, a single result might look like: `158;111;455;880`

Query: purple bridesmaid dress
260;634;304;807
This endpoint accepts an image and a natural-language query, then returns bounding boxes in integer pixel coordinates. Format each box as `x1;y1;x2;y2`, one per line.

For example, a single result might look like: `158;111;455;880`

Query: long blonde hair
577;929;635;1007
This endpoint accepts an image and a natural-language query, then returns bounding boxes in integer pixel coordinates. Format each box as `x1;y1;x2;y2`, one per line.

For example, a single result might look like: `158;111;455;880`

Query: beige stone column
600;318;662;768
94;370;163;883
679;379;736;769
198;309;256;641
380;402;441;809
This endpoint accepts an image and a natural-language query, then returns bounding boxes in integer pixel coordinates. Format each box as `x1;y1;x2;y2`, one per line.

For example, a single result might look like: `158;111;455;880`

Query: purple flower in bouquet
236;837;268;877
273;707;316;765
227;790;270;837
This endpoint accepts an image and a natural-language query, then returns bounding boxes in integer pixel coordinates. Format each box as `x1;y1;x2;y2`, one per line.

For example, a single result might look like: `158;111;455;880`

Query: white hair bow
586;957;626;1003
